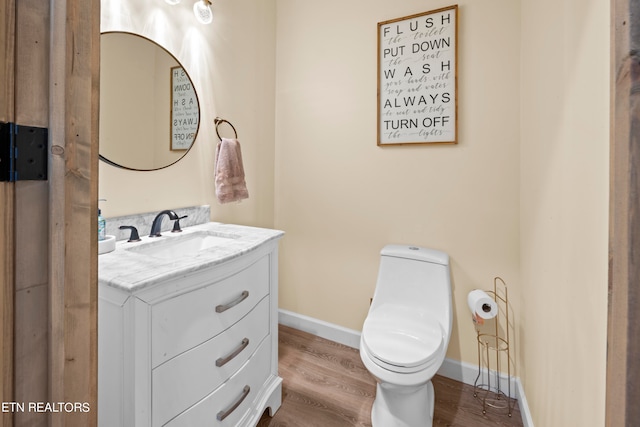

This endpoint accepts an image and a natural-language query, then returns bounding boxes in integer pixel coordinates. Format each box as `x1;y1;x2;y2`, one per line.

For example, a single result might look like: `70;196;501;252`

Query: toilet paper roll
467;289;498;320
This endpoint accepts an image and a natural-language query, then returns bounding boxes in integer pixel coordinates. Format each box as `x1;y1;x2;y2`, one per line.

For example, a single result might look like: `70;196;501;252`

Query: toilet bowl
360;245;452;427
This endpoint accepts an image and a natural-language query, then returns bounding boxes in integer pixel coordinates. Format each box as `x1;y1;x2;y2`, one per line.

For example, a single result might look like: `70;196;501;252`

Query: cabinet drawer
152;297;270;426
164;337;272;427
151;256;269;367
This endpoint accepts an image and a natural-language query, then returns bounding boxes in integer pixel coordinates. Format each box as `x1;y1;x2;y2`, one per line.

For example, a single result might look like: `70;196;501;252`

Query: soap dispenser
98;199;106;241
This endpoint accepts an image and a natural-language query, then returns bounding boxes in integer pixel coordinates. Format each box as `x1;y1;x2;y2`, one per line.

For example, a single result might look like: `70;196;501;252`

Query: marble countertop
98;222;284;293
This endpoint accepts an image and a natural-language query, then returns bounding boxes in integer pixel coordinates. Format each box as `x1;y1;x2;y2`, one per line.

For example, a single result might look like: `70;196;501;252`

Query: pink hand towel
215;138;249;204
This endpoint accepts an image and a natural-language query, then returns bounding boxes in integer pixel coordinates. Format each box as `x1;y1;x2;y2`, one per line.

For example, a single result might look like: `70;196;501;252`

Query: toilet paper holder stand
472;277;515;417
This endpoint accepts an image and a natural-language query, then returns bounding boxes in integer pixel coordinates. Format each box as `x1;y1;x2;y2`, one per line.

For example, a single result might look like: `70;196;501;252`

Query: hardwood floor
258;325;523;427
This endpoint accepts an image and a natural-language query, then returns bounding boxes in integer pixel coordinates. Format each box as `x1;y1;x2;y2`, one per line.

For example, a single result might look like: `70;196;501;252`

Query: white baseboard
278;309;362;348
278;309;534;427
515;377;535;427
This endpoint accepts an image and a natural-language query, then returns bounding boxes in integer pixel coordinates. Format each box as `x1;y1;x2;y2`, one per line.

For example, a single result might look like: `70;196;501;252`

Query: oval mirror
99;32;201;171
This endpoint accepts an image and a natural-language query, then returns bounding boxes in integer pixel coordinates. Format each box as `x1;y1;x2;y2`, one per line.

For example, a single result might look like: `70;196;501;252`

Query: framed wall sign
170;66;199;151
377;5;458;146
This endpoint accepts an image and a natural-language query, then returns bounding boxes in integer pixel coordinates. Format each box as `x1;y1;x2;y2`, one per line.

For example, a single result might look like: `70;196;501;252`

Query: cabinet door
151;256;269;366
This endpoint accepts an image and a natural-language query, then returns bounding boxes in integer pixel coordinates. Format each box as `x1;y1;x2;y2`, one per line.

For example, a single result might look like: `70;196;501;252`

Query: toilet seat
362;304;444;374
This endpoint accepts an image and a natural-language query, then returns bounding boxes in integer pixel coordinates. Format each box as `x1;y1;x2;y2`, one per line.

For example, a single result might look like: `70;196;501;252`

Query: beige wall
275;1;609;425
274;0;521;371
99;0;277;228
520;0;609;425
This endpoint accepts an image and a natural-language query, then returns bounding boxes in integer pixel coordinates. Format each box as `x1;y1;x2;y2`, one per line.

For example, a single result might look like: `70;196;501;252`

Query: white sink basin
125;231;239;260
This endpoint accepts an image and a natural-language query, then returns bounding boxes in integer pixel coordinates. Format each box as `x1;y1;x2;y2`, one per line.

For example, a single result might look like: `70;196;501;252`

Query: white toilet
360;245;452;427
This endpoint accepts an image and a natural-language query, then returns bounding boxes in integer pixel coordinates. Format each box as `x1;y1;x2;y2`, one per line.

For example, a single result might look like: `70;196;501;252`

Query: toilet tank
371;245;452;331
380;245;449;265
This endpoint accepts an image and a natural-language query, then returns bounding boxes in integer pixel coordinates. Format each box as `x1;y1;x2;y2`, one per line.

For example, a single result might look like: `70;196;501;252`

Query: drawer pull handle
216;338;250;367
215;290;249;313
216;385;250;421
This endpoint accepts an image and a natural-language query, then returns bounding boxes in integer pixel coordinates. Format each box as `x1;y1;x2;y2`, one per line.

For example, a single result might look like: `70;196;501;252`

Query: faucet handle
172;215;188;233
119;225;141;242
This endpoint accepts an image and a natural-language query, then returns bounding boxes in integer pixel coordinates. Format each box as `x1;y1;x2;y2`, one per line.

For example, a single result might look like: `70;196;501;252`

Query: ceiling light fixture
193;0;213;25
164;0;181;5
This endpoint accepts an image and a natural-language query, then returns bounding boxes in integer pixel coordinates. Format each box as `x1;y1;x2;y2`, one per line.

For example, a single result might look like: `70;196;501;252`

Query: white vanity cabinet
98;231;282;427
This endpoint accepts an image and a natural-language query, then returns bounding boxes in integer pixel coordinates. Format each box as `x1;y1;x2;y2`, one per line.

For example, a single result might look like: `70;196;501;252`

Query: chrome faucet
149;210;179;237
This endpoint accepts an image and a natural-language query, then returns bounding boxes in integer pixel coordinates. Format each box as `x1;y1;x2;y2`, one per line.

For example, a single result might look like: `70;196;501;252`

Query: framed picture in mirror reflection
170;66;199;151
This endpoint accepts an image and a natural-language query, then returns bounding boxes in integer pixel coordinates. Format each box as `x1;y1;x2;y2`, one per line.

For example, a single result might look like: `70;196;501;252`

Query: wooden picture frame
170;66;199;151
377;5;458;146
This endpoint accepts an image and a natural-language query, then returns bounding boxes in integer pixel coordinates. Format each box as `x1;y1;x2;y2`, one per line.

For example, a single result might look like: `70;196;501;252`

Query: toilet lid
362;304;444;371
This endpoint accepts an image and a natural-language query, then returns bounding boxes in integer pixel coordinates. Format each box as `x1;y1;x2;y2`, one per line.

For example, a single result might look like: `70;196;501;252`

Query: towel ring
214;117;238;141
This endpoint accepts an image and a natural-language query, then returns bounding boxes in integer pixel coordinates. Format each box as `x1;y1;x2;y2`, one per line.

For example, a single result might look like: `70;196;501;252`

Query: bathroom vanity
98;222;284;426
